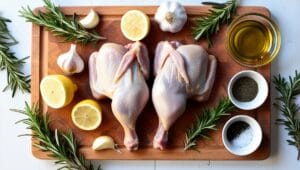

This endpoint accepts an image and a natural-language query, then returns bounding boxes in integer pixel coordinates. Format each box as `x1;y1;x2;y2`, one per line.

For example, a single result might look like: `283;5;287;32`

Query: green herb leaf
184;98;235;151
20;0;105;45
12;103;102;170
192;0;238;46
273;71;300;160
0;15;30;97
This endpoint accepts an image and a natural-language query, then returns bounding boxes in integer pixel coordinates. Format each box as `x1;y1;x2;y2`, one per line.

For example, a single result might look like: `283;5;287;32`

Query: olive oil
228;20;273;66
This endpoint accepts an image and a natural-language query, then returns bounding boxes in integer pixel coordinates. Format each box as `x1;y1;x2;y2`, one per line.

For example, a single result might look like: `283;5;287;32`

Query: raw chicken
89;41;150;151
152;41;217;150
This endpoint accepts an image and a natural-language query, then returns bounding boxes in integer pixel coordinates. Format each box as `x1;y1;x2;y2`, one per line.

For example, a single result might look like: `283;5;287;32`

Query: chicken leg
89;41;150;151
152;41;217;150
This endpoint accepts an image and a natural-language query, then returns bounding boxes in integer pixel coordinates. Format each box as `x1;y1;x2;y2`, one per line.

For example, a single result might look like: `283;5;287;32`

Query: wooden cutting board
31;6;271;160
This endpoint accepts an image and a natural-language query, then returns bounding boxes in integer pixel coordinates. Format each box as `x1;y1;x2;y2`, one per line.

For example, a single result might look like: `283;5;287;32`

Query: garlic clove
57;44;84;75
79;9;100;29
92;136;119;152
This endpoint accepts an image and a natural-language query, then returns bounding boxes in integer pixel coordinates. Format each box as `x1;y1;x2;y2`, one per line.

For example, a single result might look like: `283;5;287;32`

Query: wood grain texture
31;6;271;160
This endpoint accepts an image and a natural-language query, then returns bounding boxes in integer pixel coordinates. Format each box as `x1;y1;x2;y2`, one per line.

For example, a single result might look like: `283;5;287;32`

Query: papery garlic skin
154;1;187;33
57;44;84;75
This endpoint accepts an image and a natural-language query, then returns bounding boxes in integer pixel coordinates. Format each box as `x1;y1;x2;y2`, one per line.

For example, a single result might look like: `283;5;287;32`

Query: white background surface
0;0;300;169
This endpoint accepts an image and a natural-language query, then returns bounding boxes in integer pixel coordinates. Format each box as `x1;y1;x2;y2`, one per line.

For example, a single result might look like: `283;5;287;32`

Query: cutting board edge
30;6;272;160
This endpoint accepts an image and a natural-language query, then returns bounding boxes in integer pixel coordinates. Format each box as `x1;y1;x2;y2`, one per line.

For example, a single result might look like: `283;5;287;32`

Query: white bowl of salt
222;115;262;156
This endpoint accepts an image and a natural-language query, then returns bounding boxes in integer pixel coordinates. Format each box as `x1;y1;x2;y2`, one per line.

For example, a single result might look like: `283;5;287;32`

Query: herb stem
13;103;102;170
20;0;105;44
184;98;235;151
192;0;238;46
0;15;30;97
273;71;300;160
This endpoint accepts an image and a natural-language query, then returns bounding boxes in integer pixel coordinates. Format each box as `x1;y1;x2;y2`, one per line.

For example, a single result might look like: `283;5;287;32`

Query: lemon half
40;75;77;109
121;10;150;41
71;99;102;131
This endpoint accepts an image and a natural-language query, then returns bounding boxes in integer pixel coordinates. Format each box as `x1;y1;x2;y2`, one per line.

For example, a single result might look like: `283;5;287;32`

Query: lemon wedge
40;75;77;109
92;136;118;151
79;9;100;29
71;99;102;131
121;10;150;41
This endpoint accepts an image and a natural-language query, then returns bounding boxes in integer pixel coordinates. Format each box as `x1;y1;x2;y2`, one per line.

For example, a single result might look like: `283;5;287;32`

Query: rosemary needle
20;0;105;45
0;15;30;97
192;0;238;46
13;103;102;170
273;71;300;160
184;98;235;151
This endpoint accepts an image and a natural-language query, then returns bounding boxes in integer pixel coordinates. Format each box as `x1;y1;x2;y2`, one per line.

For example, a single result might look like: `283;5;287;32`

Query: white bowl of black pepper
227;70;269;110
222;115;262;156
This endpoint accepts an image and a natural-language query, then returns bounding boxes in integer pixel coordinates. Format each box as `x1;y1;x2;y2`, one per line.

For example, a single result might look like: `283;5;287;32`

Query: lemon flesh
72;99;102;131
121;10;150;41
40;75;77;109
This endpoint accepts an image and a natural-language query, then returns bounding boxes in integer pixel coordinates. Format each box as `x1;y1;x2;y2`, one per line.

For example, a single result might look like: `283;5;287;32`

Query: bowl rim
222;115;263;156
225;12;281;68
227;70;269;110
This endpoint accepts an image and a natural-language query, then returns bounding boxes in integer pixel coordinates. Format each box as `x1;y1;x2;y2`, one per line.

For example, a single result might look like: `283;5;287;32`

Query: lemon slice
121;10;150;41
40;75;77;109
79;9;100;29
72;99;102;131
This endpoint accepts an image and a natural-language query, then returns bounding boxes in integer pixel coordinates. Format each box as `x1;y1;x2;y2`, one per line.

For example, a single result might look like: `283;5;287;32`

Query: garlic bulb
57;44;84;75
154;1;187;33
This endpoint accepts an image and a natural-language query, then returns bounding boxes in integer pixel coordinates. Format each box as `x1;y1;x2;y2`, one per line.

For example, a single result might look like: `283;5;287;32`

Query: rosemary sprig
273;71;300;160
0;15;30;97
192;0;238;46
20;0;105;44
184;98;235;151
13;102;102;170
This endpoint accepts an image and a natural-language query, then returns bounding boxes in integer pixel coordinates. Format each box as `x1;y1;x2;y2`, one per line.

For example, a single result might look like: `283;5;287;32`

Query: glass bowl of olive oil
226;13;281;67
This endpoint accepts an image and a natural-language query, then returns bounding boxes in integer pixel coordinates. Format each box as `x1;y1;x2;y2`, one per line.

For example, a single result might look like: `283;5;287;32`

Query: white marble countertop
0;0;300;169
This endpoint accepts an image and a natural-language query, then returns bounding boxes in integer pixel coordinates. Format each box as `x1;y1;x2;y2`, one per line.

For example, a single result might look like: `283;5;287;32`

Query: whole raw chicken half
89;41;150;151
152;41;217;150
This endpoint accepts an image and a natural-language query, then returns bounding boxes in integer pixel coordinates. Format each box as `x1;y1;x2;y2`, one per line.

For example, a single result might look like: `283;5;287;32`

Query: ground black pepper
227;121;250;142
232;76;258;102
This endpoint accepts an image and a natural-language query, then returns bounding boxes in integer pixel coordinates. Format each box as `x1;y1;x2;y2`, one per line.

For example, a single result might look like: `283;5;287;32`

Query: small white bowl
227;70;269;110
222;115;262;156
